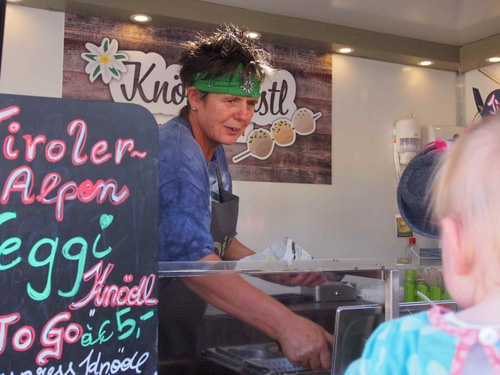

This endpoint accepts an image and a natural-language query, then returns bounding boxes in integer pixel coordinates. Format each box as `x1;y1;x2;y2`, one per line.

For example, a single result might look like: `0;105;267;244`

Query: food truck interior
1;1;499;374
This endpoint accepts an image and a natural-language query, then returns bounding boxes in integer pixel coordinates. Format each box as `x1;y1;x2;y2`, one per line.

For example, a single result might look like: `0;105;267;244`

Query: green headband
189;64;261;98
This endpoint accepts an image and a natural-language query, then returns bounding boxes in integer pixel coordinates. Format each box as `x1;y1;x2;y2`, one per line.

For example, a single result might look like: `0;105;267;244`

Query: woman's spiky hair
179;24;272;88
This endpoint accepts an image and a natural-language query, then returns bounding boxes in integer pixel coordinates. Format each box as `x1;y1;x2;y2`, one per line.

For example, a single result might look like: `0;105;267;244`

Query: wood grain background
63;13;332;184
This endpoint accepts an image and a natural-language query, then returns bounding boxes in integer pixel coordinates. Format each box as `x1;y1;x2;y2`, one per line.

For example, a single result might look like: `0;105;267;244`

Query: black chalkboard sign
0;93;158;373
481;89;500;117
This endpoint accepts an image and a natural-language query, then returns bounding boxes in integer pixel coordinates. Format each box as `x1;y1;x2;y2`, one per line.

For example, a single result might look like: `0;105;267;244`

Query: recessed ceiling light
487;57;500;63
418;60;434;66
130;14;152;23
244;31;261;39
337;47;354;54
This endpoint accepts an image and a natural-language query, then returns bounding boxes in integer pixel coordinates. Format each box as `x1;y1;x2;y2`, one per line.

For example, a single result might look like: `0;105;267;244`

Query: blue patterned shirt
345;307;500;375
158;116;232;261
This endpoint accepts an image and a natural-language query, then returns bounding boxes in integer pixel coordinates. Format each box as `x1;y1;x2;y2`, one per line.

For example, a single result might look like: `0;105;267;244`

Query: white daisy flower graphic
81;38;128;84
241;78;254;94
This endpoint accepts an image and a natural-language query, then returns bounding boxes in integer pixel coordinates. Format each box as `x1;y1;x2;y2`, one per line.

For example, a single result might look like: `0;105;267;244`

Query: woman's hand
277;313;334;370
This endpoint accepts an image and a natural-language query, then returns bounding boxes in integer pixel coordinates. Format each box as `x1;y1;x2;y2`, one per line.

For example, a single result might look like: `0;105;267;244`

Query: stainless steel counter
158;258;423;320
157;258;450;375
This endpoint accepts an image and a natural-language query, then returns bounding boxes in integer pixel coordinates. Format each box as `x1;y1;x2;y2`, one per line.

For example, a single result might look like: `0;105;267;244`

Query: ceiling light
130;14;152;23
487;57;500;63
244;31;261;39
418;60;434;66
7;0;24;3
337;47;354;54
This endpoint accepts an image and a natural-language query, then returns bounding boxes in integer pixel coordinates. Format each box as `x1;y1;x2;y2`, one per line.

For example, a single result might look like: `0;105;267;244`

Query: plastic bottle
404;269;417;302
443;289;452;300
404;237;420;265
430;286;442;301
416;282;429;301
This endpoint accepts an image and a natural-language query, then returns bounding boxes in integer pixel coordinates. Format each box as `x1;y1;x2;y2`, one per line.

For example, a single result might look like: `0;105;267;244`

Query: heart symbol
100;214;114;230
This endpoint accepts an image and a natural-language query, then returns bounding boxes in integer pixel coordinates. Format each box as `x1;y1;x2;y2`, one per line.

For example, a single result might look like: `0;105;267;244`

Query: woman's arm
222;237;255;260
183;253;334;370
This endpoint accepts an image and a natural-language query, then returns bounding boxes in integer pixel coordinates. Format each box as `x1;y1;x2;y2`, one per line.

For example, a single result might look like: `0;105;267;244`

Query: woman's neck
188;111;217;161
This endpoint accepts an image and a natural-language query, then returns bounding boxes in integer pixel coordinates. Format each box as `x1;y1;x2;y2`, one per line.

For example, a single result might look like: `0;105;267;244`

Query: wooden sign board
0;93;158;373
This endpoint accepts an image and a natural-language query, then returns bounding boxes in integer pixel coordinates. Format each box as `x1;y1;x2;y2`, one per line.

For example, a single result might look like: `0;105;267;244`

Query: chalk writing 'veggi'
0;212;113;301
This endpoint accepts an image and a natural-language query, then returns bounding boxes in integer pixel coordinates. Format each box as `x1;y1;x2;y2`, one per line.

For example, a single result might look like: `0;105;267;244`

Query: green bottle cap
405;269;418;281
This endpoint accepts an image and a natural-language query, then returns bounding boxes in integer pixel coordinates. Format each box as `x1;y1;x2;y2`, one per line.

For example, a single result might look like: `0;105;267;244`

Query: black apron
158;143;240;366
210;165;239;258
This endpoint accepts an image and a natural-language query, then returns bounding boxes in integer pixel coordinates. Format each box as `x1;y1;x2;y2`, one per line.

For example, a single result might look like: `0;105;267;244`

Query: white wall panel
0;5;64;97
235;56;456;258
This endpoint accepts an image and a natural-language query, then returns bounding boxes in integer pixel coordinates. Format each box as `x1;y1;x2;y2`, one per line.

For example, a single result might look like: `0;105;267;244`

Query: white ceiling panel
201;0;500;45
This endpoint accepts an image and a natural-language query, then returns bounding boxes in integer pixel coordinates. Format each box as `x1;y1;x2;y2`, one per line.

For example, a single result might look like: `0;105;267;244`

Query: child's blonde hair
430;116;500;261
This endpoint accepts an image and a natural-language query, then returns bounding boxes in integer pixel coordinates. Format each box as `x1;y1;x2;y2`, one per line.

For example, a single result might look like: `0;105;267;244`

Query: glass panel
156;259;447;374
158;258;440;277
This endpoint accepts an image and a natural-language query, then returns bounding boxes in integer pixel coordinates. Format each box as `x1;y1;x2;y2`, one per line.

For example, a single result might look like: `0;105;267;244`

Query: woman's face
193;92;258;148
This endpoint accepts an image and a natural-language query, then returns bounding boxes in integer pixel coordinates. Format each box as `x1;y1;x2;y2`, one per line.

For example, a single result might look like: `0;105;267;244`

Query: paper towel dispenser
421;125;464;148
394;120;464;181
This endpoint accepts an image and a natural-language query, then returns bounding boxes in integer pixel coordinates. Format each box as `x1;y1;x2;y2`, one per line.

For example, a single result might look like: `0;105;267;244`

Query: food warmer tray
204;343;329;375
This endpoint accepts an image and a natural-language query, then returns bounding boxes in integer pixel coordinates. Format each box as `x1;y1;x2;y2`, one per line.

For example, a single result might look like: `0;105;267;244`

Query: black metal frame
0;0;6;79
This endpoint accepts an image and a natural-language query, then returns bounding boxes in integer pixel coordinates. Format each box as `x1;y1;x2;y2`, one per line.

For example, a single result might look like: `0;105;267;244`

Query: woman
158;25;332;371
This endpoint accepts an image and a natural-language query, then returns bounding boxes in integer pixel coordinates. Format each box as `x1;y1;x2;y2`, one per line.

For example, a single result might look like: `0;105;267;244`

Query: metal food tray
204;343;312;374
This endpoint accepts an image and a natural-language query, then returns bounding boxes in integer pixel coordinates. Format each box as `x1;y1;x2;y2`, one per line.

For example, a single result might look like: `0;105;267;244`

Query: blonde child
345;116;500;374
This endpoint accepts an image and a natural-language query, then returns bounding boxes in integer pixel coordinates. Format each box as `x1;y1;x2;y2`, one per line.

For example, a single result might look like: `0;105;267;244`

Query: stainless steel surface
300;281;356;303
384;269;400;320
222;347;282;360
158;258;439;276
332;304;383;375
204;343;324;374
157;259;447;374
